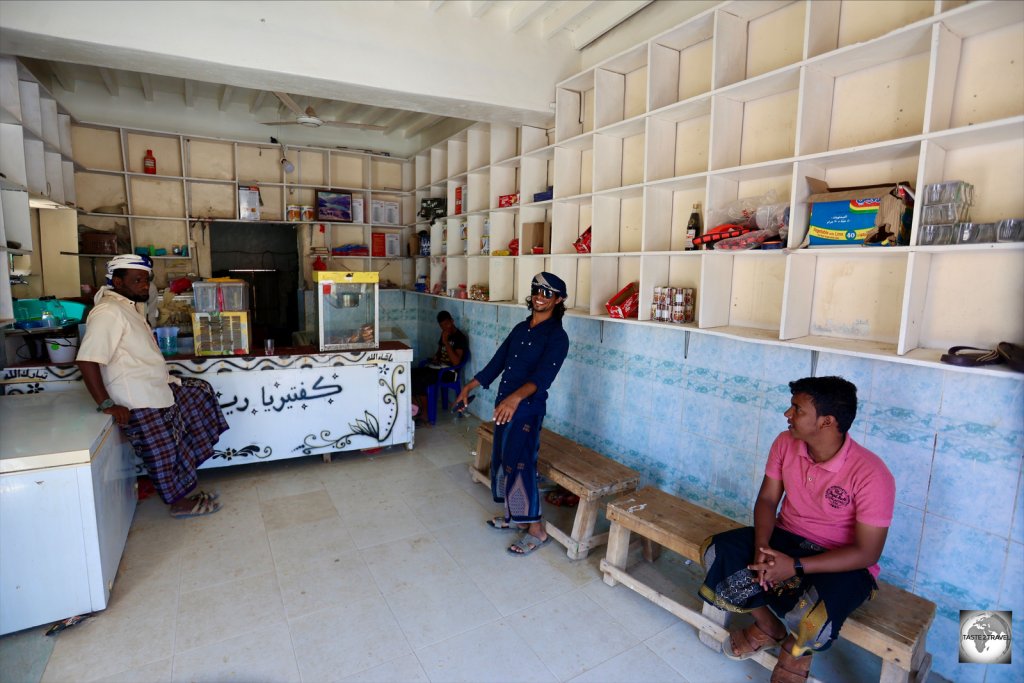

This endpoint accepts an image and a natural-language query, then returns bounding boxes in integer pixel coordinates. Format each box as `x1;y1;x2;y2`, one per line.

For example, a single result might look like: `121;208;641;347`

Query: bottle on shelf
143;149;157;175
686;203;702;251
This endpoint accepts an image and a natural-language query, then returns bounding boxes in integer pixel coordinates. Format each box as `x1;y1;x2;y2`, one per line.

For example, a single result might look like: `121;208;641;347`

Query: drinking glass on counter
264;338;275;355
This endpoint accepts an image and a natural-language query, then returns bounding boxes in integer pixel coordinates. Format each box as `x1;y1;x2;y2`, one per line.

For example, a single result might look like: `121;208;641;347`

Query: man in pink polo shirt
699;376;895;683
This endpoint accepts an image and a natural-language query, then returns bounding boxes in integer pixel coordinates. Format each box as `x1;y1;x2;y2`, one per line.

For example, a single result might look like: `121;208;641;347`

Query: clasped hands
748;546;798;590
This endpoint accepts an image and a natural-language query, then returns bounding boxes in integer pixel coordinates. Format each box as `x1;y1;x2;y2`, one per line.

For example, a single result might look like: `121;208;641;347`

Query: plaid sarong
490;413;544;524
121;378;228;504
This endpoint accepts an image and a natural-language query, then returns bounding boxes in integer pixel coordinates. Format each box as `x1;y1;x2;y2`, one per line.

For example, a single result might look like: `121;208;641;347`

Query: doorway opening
209;222;299;348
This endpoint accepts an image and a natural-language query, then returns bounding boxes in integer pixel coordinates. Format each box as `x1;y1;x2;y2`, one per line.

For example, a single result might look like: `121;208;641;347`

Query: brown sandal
723;623;783;660
771;647;813;683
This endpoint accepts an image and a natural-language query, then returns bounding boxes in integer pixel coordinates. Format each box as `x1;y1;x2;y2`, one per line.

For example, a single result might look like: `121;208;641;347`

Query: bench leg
565;497;600;560
879;631;930;683
469;435;491;486
641;538;661;563
602;522;631;586
699;602;730;652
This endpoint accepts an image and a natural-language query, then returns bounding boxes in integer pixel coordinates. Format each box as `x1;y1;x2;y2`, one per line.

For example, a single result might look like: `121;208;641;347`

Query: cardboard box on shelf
498;192;519;208
352;197;364;224
806;178;913;247
520;222;551;254
606;282;640;319
371;233;386;257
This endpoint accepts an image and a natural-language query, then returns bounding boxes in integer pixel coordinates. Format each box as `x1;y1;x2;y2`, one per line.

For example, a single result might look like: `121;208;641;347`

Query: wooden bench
600;487;935;683
470;422;640;560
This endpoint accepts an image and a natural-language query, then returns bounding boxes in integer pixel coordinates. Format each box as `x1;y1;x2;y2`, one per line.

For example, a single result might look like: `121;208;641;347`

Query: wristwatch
793;557;805;577
96;398;116;412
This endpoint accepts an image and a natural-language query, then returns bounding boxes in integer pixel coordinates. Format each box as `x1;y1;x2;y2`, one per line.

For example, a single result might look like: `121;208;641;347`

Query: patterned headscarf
105;254;153;286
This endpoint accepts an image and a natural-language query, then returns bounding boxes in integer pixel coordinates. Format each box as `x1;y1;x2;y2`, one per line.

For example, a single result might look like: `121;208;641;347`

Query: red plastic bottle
143;149;157;175
312;255;326;271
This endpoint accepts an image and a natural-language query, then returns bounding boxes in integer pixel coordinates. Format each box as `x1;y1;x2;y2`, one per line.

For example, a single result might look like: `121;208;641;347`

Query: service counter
0;342;414;469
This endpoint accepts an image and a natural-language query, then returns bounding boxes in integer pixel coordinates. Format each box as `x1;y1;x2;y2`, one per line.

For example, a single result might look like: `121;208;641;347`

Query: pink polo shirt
766;430;895;578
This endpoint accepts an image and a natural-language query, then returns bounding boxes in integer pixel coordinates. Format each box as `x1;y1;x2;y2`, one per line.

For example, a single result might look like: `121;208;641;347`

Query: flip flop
940;346;1003;367
186;489;219;502
507;532;551;556
170;496;221;519
486;516;521;531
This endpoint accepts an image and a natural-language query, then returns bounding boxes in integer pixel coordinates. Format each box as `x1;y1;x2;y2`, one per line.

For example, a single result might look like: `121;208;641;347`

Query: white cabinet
411;0;1024;377
0;391;136;635
72;125;415;287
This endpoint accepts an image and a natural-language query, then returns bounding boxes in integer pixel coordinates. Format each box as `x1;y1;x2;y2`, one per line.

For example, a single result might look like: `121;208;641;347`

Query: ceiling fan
261;92;386;131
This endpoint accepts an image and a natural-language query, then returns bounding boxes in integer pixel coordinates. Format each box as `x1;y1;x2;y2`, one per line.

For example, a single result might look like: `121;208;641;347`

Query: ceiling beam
541;0;595;39
219;85;233;111
249;90;268;113
509;0;552;33
139;73;154;102
273;91;304;117
417;117;453;140
368;108;405;127
403;114;445;139
469;0;495;18
332;101;361;122
383;110;419;136
568;0;652;49
183;79;194;107
48;62;76;93
97;67;118;96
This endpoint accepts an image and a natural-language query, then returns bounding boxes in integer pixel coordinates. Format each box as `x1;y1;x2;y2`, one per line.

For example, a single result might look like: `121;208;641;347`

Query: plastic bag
708;189;778;229
713;229;770;251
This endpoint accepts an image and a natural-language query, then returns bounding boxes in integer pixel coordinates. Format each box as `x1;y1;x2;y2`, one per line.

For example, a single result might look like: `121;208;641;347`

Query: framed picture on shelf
315;190;353;222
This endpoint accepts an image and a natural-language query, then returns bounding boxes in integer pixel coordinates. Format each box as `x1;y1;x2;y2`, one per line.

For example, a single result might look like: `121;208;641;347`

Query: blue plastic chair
425;350;470;425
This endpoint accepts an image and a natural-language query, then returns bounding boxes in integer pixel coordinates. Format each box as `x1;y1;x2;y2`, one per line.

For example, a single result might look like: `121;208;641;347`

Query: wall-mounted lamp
280;157;295;174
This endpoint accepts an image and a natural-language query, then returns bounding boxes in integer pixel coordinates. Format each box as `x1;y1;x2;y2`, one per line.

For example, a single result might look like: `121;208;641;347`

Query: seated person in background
699;376;895;683
411;311;468;421
77;254;229;519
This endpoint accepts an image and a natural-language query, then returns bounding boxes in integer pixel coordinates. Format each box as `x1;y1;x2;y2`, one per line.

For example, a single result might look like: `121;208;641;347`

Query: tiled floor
4;413;942;683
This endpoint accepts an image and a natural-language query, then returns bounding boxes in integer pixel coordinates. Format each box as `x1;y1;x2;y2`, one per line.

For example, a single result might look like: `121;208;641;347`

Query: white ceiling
5;0;657;157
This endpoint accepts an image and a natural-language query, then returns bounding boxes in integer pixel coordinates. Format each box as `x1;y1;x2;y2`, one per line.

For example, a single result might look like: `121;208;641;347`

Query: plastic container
922;202;970;224
177;336;195;356
918;224;954;246
192;281;249;312
996;218;1024;242
922;180;973;206
287;205;301;221
154;326;179;356
45;337;78;364
954;222;996;244
143;149;156;175
45;335;77;362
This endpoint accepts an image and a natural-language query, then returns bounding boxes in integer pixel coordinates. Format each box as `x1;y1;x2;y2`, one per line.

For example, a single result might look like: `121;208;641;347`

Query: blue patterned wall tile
999;542;1022;609
870;362;944;415
862;432;935;511
679;389;761;453
878;503;923;590
940;371;1024;432
916;515;1007;608
1013;471;1024;546
759;344;813;385
928;438;1020;538
650;385;684;423
646;325;685;362
687;333;766;378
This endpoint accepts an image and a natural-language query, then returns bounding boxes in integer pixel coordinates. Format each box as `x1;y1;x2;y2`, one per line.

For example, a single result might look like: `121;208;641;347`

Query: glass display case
315;271;379;351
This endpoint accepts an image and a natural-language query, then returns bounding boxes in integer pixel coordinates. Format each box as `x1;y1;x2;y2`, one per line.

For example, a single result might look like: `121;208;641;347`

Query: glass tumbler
996;218;1024;242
